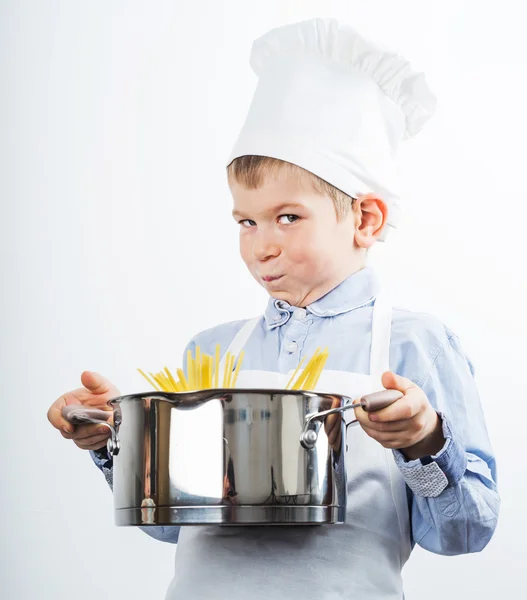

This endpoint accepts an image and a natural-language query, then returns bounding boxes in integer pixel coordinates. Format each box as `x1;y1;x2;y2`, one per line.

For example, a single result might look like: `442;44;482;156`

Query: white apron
167;295;411;600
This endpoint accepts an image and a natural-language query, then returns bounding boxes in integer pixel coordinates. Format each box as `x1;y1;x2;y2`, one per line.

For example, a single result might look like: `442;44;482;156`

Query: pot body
110;390;348;526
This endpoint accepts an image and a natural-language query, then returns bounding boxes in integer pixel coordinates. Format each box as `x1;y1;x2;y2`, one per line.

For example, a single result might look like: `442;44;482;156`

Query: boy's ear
354;194;388;248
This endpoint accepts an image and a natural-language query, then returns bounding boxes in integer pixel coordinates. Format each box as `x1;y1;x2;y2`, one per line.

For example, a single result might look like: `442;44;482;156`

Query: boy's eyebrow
232;203;305;218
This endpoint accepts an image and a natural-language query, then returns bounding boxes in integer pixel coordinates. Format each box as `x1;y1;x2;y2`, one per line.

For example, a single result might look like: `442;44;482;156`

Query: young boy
47;18;499;599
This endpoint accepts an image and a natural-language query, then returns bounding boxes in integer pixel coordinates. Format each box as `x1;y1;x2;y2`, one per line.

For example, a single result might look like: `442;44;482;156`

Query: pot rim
109;388;349;406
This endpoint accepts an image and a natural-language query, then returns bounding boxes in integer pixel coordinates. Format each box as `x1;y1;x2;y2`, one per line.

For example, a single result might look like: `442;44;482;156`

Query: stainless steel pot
63;388;400;526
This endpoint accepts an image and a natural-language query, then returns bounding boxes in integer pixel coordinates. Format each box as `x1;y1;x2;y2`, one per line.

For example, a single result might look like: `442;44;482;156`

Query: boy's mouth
262;275;284;283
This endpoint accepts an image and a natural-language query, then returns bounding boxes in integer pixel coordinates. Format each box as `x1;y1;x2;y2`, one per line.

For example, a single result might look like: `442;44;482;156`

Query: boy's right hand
47;371;120;452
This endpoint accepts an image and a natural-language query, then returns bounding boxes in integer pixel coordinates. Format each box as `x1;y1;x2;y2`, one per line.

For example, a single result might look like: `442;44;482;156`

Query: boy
47;18;499;599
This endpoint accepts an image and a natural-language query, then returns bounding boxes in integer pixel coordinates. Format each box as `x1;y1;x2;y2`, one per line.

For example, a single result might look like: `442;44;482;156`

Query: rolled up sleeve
395;330;499;555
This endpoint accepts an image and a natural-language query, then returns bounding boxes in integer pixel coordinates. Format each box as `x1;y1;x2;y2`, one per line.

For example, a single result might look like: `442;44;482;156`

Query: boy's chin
260;281;289;300
267;289;297;305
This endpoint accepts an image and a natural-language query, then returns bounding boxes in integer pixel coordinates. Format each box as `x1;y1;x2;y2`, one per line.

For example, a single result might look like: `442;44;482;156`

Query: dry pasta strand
137;369;161;391
229;353;237;387
214;344;220;388
225;353;236;387
304;351;323;390
304;349;327;390
152;372;169;391
164;367;179;391
195;346;201;389
149;371;163;390
177;368;189;391
209;355;214;388
296;347;326;390
200;356;207;389
231;351;244;388
285;356;307;390
292;347;321;390
159;371;176;392
310;349;329;389
222;352;231;388
204;355;213;389
187;350;195;389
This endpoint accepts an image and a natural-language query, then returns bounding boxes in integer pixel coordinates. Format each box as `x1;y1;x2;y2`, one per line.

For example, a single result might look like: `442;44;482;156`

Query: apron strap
219;316;261;373
369;294;393;385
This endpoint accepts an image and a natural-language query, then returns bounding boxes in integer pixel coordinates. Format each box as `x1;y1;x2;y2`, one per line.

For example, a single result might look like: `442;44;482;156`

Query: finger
381;371;416;394
360;423;410;449
61;424;109;440
69;424;111;440
353;405;371;428
324;415;342;447
74;435;111;451
360;416;420;434
80;371;117;396
74;432;110;447
367;394;422;423
47;396;75;434
324;413;339;433
327;421;341;448
355;403;419;436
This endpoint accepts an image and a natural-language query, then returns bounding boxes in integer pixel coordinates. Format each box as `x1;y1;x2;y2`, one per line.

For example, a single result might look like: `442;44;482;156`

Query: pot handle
356;389;403;412
300;389;403;450
61;405;120;456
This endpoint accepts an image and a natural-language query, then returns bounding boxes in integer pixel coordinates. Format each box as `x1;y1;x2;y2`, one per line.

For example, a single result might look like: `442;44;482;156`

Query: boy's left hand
355;371;446;460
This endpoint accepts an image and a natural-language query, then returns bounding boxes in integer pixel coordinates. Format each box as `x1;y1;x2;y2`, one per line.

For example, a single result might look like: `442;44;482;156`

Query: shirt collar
263;266;381;329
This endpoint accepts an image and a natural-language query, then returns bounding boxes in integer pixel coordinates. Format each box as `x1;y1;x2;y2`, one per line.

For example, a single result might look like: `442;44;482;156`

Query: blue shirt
92;266;499;555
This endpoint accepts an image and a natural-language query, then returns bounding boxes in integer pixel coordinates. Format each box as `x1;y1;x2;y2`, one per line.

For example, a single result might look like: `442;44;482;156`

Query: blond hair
227;156;356;219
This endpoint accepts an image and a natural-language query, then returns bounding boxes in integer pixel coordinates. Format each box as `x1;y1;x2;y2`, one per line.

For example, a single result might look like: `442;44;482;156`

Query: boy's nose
252;233;281;261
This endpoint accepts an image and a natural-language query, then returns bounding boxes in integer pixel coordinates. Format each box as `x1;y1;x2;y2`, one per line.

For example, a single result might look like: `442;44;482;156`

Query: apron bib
168;294;411;600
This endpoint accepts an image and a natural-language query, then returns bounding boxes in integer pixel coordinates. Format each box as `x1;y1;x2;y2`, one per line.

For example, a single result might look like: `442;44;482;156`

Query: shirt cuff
392;412;467;498
90;447;112;468
90;448;114;489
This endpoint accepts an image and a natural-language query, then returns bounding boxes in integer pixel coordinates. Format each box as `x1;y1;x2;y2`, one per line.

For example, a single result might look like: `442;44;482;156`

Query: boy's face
230;170;362;307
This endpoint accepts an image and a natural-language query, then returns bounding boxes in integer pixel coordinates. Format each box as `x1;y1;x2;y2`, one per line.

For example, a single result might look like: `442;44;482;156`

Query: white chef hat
227;18;437;240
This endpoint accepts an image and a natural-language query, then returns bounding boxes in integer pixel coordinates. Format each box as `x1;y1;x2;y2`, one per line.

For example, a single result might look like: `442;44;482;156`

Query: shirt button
294;308;307;320
273;314;282;322
286;341;298;353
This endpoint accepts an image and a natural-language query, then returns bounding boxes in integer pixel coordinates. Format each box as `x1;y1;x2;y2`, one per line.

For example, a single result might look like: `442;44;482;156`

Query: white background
1;1;526;598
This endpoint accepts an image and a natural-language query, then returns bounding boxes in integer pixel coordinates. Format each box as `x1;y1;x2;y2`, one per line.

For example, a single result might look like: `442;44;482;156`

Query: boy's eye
239;219;256;228
278;214;299;225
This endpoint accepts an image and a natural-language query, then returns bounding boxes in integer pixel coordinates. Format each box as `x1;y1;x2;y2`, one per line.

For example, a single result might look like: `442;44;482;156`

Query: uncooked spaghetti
138;345;329;392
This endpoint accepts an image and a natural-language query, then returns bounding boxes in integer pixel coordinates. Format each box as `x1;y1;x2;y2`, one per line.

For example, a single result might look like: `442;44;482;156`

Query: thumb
381;371;416;393
80;371;115;395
